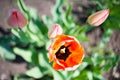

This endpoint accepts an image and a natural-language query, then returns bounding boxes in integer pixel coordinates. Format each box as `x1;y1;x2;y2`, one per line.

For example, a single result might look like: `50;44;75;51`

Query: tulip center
55;45;71;61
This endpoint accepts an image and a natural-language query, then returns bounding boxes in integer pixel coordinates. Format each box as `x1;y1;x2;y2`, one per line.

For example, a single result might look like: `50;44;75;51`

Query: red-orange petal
66;40;84;67
53;60;65;70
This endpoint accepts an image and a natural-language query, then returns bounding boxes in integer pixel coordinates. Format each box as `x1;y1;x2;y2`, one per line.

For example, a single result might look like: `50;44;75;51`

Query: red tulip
87;9;110;26
48;24;63;39
7;9;27;28
48;34;84;70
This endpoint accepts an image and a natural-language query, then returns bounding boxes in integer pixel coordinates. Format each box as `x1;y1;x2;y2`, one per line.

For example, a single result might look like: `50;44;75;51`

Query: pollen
55;45;71;61
60;48;65;54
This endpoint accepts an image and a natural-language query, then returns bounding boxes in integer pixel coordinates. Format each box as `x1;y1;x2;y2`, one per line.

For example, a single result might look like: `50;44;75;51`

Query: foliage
0;0;120;80
0;36;16;60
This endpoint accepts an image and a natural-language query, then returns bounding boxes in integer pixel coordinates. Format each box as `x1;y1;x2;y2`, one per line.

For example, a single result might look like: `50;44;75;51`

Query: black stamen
55;45;71;61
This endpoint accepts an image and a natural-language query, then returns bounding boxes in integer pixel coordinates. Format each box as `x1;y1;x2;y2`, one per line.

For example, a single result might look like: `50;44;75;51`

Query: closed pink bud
48;24;63;39
7;9;27;28
87;9;110;26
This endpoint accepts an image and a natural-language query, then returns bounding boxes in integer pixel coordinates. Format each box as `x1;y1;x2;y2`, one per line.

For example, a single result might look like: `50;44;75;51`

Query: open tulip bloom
48;34;85;70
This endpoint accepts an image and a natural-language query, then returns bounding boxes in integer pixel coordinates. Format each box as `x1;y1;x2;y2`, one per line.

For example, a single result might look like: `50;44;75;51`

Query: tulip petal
65;64;80;71
53;60;65;70
66;40;84;67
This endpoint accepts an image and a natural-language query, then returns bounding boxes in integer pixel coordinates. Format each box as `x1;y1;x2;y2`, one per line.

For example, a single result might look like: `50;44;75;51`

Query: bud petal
7;9;27;28
48;24;63;39
87;9;110;26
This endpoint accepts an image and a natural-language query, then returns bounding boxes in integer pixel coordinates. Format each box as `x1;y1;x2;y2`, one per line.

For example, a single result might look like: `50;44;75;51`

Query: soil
0;0;120;80
0;56;27;80
109;31;120;54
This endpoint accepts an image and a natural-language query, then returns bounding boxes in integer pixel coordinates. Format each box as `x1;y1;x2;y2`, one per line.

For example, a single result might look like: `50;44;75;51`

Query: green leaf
59;71;73;80
38;52;52;70
83;57;93;65
17;0;28;15
42;16;54;28
27;7;48;35
52;70;65;80
0;46;15;60
11;29;30;44
13;74;33;80
101;29;113;44
65;5;72;23
93;73;104;80
26;31;45;47
75;33;89;41
0;37;15;60
72;70;80;78
52;0;63;21
62;5;76;28
26;52;52;79
26;67;44;79
72;62;88;78
73;70;88;80
78;62;88;71
13;48;32;62
87;71;93;80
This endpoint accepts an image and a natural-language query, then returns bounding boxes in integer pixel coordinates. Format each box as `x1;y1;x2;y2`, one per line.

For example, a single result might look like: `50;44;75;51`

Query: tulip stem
85;24;98;33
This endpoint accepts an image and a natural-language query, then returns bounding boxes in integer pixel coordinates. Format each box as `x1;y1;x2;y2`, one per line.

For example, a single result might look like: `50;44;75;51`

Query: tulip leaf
38;51;52;73
39;53;49;66
17;0;29;16
52;70;65;80
11;29;30;44
26;52;52;79
83;57;93;65
72;62;88;78
93;73;104;80
75;34;89;41
13;74;33;80
0;37;15;60
0;45;15;60
28;8;48;35
62;5;76;28
87;71;93;80
13;47;32;62
52;0;63;21
78;62;88;71
42;16;54;28
26;67;44;79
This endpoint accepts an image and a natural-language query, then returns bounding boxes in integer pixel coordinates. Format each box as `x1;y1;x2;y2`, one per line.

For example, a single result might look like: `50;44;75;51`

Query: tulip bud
87;9;110;26
7;9;27;28
48;24;63;39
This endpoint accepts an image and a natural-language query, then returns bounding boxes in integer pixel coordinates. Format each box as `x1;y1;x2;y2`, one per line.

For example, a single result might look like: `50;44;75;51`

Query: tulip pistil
55;45;71;61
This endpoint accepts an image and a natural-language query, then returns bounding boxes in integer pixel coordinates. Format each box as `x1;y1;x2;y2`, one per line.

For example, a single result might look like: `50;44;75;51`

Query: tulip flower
48;34;84;70
87;9;110;26
7;9;27;28
48;24;63;39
